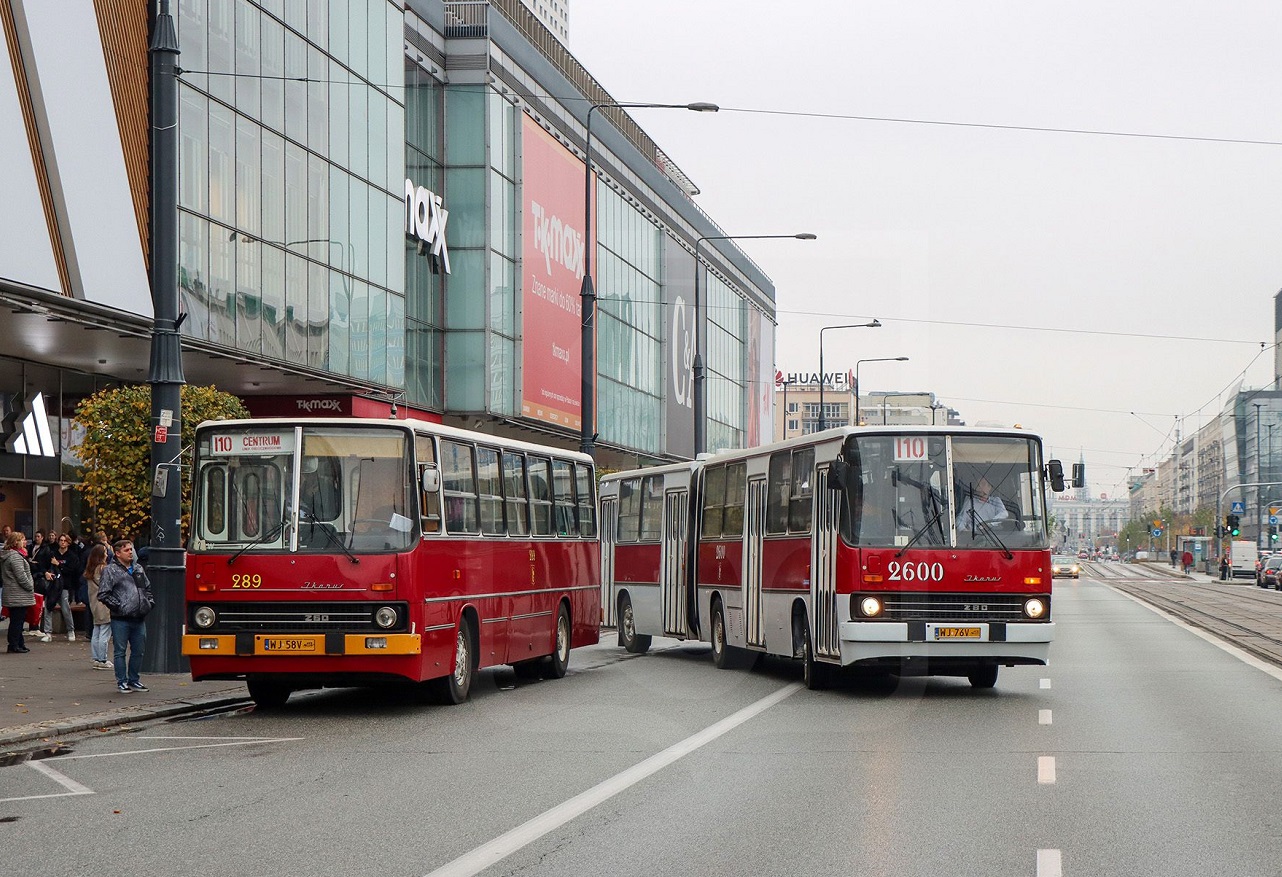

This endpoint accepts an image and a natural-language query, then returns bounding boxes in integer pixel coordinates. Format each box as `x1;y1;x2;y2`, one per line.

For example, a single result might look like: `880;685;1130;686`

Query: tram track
1104;577;1282;669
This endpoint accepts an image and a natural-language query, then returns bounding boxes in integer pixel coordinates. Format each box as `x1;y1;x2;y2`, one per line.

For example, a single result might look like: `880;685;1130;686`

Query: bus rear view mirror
421;467;440;493
1071;463;1085;489
1047;460;1066;492
827;460;849;491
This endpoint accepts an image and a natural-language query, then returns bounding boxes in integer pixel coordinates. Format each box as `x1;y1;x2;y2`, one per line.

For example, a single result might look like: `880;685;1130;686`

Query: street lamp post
853;356;908;426
145;0;184;673
692;232;816;454
1257;403;1264;547
580;100;719;458
817;321;881;431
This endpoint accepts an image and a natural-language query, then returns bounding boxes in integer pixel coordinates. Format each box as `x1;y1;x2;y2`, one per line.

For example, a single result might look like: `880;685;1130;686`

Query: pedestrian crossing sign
1231;501;1246;514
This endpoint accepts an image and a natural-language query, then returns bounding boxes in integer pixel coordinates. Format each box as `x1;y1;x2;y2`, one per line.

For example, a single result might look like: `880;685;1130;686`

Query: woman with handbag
40;533;81;642
82;544;112;669
2;531;36;653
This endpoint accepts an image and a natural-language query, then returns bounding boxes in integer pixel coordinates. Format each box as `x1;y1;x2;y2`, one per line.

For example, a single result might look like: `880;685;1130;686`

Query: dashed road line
1037;848;1063;876
1038;709;1052;725
1038;756;1056;784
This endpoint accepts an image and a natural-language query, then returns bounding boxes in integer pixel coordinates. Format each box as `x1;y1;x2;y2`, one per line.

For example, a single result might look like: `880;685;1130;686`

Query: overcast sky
569;1;1281;498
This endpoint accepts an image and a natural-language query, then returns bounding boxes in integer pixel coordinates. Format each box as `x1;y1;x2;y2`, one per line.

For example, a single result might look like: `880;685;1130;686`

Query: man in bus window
956;477;1009;526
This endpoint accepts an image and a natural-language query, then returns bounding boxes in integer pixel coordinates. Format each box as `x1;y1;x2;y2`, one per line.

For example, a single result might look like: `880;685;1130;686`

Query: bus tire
542;605;571;679
711;600;734;670
247;679;291;709
802;623;828;691
432;615;475;704
968;665;999;689
619;594;651;654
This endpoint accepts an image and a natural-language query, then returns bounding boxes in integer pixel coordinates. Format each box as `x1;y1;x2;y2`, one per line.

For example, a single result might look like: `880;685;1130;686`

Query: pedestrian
1181;550;1193;574
97;540;154;693
81;544;113;670
1169;548;1177;567
39;533;81;641
1220;555;1230;581
2;531;36;653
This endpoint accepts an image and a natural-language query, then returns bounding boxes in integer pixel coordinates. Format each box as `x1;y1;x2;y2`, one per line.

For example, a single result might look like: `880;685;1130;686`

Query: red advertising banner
521;116;593;430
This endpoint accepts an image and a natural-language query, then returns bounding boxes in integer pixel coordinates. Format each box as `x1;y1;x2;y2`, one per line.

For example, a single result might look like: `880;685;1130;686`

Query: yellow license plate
262;638;316;652
934;627;982;640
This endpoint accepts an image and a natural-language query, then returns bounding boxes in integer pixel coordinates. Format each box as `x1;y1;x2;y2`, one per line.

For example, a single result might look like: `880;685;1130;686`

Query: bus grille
877;593;1043;623
193;602;407;633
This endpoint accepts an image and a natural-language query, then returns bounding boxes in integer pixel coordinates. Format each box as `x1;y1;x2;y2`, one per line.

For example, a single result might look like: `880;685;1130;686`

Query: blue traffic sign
1271;516;1278;526
1231;501;1246;514
1152;527;1163;537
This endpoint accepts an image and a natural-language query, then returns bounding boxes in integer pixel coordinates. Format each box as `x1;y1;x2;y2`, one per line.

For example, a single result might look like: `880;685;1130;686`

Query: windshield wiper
896;505;945;557
301;510;359;565
963;509;1014;560
227;517;287;566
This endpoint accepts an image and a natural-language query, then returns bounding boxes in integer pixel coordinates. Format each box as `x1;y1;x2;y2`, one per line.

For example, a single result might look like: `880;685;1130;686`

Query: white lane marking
0;760;97;804
1039;678;1051;689
50;738;303;761
1038;709;1052;725
1109;585;1282;684
1037;848;1063;876
1038;756;1056;784
424;683;804;877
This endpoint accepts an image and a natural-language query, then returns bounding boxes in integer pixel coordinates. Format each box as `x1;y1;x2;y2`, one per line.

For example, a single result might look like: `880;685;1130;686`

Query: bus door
811;462;841;659
600;494;618;629
661;488;689;637
744;477;767;648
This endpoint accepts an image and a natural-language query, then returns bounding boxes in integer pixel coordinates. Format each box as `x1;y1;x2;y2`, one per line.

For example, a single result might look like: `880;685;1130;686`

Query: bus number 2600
886;561;944;582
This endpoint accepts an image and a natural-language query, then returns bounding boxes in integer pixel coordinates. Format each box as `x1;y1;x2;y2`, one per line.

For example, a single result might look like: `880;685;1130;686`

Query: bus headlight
193;606;217;629
856;596;883;618
1023;598;1047;619
374;606;398;629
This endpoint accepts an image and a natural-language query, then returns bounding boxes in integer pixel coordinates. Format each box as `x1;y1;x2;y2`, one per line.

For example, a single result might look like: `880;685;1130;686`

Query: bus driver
957;477;1009;526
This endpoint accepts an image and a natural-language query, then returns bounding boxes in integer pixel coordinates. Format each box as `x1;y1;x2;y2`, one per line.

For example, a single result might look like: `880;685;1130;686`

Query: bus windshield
842;433;1049;551
192;425;414;553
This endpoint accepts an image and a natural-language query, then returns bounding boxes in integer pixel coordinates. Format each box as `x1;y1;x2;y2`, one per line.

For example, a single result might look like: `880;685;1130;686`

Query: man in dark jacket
97;541;154;693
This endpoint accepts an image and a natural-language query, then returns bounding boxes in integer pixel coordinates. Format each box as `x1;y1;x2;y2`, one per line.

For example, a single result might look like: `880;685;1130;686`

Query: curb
0;691;251;750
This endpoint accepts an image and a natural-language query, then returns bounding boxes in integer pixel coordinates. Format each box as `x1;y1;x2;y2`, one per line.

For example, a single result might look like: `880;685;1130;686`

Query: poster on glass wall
520;116;594;432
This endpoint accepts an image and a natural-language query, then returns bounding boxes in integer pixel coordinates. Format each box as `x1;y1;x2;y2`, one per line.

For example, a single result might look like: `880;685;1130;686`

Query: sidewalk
0;633;247;750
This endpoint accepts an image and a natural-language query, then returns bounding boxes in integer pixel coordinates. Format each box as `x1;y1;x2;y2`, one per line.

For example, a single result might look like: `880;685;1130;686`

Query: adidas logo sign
4;392;56;457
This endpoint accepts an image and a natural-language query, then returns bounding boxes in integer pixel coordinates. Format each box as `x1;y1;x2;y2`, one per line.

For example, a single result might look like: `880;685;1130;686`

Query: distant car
1077;550;1088;560
1260;555;1282;588
1051;554;1081;579
1133;550;1150;561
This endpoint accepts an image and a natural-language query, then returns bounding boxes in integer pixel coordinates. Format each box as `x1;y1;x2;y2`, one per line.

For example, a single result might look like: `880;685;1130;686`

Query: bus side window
477;446;504;536
416;435;441;534
204;466;227;538
441;440;479;534
575;462;596;537
617;478;641;543
529;456;553;536
789;448;815;533
722;462;747;537
552;459;577;536
702;465;726;540
640;475;663;541
766;452;791;534
504;452;530;536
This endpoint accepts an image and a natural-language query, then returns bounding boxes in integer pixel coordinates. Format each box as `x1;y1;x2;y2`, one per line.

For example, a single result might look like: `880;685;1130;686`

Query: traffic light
1271;526;1278;543
1227;514;1241;537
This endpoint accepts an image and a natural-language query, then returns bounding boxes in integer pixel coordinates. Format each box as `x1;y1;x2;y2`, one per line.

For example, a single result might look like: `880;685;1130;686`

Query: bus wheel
802;624;828;691
432;616;475;704
711;601;734;669
247;679;291;709
543;606;571;679
619;595;651;654
968;665;999;689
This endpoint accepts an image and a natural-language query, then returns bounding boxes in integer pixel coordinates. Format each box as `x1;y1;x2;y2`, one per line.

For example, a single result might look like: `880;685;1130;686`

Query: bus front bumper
836;621;1053;665
182;632;421;657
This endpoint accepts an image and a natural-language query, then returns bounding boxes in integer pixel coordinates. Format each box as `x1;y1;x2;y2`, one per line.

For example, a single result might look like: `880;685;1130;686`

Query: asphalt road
4;568;1282;876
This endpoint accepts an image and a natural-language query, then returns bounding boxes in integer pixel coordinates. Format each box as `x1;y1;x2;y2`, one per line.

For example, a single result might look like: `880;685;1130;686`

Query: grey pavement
0;632;247;751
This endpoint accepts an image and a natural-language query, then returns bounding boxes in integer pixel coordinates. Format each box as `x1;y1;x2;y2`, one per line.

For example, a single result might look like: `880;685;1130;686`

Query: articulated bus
182;417;600;707
600;426;1076;689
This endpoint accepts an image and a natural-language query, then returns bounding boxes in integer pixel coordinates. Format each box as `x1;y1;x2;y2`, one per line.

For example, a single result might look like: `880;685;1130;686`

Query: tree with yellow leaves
73;385;248;542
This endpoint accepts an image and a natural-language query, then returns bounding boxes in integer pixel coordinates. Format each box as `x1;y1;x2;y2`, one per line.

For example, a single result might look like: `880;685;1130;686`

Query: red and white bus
600;426;1075;689
182;417;600;707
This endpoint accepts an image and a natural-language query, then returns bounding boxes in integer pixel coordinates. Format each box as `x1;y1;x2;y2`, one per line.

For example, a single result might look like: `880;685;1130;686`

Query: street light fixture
780;378;796;440
817;321;881;431
693;232;817;454
580;100;719;458
853;356;908;426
